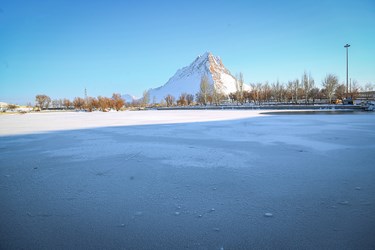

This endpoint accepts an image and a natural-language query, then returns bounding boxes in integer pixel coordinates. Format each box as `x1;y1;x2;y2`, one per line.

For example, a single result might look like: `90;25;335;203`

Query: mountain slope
148;52;249;102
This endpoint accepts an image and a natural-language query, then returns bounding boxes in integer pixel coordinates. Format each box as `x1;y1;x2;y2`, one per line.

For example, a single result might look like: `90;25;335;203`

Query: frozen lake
1;110;375;249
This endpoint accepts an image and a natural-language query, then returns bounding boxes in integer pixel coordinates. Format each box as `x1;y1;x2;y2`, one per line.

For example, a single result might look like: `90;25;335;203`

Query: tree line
33;72;374;111
156;72;374;107
34;93;125;111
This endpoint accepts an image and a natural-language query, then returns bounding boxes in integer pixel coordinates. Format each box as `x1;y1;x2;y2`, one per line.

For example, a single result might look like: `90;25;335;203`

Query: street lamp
344;44;350;98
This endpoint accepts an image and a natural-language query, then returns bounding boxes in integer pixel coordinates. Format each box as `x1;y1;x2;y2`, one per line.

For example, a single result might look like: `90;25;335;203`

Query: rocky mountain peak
147;52;248;102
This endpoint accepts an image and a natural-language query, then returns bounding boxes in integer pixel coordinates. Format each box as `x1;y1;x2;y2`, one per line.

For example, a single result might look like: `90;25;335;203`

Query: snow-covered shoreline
1;111;374;249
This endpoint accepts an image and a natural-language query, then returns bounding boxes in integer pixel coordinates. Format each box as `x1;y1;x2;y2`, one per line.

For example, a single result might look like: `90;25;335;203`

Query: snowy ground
1;110;375;249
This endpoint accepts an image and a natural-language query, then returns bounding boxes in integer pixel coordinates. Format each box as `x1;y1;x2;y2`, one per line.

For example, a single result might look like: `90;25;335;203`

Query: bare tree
292;79;300;104
262;82;271;103
309;88;320;104
285;79;303;104
158;99;167;107
85;97;98;112
363;83;375;100
45;98;51;109
165;94;175;107
335;84;346;101
280;84;288;103
97;96;112;111
52;99;60;109
7;104;18;111
286;81;294;103
63;99;71;110
212;85;226;106
112;93;125;111
319;89;326;101
322;74;339;104
142;90;150;107
73;97;85;110
228;92;237;104
349;80;360;100
186;94;194;105
35;94;51;110
271;81;284;103
131;99;142;107
302;72;315;104
235;72;245;104
243;90;251;103
177;93;188;106
197;75;211;105
250;83;262;105
308;74;315;102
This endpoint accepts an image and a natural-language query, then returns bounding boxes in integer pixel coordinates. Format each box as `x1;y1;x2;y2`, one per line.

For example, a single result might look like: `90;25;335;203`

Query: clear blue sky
1;0;374;104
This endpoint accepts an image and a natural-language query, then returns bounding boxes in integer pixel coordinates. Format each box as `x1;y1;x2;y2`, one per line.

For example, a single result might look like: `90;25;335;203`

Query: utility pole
344;44;350;99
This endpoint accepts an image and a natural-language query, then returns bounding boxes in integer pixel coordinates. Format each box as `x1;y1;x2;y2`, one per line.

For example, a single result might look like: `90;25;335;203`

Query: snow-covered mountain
148;52;249;103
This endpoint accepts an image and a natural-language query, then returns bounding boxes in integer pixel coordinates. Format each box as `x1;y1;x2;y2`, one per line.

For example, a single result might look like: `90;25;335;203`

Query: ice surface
1;110;375;249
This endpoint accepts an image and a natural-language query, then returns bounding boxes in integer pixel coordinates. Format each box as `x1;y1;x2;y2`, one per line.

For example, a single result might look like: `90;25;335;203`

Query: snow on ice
0;110;375;249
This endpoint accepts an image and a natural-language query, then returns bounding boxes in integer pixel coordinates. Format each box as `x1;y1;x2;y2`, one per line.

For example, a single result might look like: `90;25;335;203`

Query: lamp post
344;44;350;98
